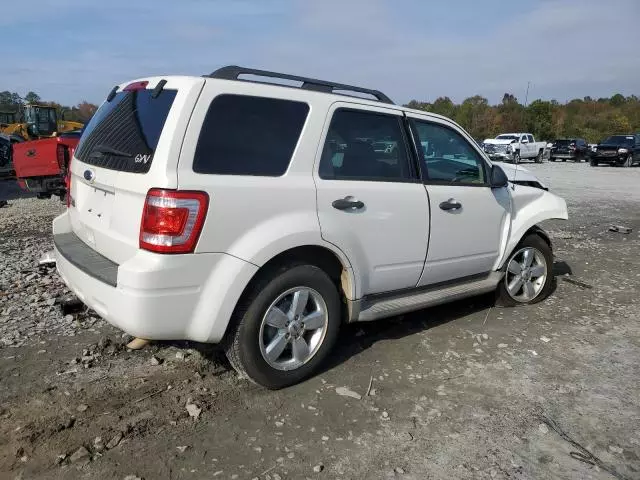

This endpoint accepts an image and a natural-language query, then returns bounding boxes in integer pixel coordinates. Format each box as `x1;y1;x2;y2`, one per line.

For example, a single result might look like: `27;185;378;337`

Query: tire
496;234;555;307
224;264;341;389
513;151;521;164
590;160;598;167
535;150;543;163
623;154;632;168
550;157;556;162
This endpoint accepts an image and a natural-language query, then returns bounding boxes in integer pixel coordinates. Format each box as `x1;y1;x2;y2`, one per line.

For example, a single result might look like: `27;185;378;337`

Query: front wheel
224;264;341;389
590;160;598;167
623;154;633;168
496;234;555;307
513;151;521;164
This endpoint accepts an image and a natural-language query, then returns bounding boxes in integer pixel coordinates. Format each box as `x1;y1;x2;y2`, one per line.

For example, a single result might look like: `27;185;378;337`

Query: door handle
439;198;462;211
332;196;365;211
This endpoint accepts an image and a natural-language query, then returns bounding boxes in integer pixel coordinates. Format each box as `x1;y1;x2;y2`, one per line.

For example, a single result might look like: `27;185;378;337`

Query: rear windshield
74;88;177;173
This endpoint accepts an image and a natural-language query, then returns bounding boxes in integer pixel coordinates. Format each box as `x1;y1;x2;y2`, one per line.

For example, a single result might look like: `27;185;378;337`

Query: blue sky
5;0;639;106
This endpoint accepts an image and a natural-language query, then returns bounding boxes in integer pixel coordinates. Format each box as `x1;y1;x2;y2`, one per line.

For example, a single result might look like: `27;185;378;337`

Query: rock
313;464;324;473
540;336;551;343
538;423;549;434
123;476;143;480
394;467;405;474
609;445;623;454
175;351;186;360
93;437;104;452
176;446;189;453
76;404;88;412
150;355;162;366
69;446;90;464
497;343;508;348
382;411;389;418
335;386;362;400
55;454;67;465
106;432;123;450
186;400;202;420
275;421;284;427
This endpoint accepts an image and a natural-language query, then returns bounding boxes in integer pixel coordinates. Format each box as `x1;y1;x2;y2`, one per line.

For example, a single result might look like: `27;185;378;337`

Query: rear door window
74;88;177;173
318;109;413;182
192;94;309;176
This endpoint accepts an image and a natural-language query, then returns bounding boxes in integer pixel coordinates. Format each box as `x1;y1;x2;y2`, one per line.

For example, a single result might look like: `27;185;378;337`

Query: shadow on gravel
0;177;33;201
145;259;574;381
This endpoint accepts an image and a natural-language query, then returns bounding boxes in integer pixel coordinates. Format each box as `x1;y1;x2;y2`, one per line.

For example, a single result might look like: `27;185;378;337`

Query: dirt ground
1;162;639;480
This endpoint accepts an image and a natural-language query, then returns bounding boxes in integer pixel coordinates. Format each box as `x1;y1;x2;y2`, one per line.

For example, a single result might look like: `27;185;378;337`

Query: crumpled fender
495;186;568;269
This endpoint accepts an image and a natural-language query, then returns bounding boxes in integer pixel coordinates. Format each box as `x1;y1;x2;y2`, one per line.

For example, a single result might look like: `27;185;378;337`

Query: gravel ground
0;163;639;480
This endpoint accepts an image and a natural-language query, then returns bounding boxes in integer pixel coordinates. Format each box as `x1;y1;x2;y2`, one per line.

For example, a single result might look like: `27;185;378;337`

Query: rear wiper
89;145;133;158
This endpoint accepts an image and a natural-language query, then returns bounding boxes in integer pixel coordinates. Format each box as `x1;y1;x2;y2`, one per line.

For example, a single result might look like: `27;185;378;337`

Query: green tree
24;91;41;104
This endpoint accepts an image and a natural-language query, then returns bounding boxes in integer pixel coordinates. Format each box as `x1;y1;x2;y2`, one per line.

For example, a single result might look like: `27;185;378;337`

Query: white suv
53;66;568;388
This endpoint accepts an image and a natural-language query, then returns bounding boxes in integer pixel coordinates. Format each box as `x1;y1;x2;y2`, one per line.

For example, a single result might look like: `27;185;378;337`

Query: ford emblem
83;169;95;182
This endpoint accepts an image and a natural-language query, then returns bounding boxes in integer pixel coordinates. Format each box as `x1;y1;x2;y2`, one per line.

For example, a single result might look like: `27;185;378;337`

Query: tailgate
13;138;61;178
68;76;205;265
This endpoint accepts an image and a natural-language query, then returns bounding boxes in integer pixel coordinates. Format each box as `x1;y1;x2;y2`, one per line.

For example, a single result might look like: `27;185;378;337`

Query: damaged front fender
496;186;568;269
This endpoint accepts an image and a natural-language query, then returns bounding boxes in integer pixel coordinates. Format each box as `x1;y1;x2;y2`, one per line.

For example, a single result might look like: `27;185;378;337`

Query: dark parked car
590;134;640;167
0;133;23;176
549;138;589;162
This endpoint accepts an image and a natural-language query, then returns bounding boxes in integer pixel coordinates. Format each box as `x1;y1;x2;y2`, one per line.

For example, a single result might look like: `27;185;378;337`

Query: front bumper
53;211;258;343
487;152;513;162
591;155;626;165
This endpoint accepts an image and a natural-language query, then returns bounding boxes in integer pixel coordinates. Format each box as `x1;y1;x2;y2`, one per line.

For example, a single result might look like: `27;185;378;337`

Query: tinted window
602;135;634;146
412;120;486;185
75;88;177;173
527;135;534;143
193;95;309;176
319;109;412;182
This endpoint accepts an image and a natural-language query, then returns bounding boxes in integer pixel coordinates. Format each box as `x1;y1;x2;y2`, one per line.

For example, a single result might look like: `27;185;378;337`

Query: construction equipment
0;104;83;141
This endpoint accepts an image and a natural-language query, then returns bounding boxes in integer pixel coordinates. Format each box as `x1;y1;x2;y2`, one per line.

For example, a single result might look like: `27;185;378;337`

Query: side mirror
490;164;509;188
521;138;529;143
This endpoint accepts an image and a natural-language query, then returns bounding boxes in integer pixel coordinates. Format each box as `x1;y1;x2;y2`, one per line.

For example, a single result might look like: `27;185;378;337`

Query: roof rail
206;65;394;104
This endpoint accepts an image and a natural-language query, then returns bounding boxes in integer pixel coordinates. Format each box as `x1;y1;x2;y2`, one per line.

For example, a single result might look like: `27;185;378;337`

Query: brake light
65;162;72;208
139;189;208;254
56;144;67;170
123;81;149;92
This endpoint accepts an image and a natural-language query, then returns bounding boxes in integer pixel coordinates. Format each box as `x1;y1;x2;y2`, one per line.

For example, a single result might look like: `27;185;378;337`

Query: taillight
65;162;72;208
139;189;209;254
56;144;67;170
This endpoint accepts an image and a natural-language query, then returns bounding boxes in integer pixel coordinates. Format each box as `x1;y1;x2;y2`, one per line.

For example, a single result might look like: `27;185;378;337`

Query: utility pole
524;81;531;107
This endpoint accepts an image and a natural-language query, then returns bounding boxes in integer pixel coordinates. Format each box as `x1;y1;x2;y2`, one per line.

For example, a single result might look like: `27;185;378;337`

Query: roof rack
207;65;394;104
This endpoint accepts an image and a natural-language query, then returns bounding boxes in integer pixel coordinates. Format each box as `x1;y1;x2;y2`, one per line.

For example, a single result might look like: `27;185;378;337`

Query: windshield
554;139;573;146
496;135;519;140
75;88;177;173
601;135;634;146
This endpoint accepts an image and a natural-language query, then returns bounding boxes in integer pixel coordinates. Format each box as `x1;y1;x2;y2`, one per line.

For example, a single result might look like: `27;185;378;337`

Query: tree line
3;88;639;143
0;90;98;125
406;93;640;143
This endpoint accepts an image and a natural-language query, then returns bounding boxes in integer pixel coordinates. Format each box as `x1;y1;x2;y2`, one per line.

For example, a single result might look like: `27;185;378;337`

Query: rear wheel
496;234;554;307
224;264;341;389
535;150;543;163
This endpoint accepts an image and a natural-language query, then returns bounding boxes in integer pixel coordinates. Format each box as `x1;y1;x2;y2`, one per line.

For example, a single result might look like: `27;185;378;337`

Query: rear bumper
53;211;258;343
550;153;578;159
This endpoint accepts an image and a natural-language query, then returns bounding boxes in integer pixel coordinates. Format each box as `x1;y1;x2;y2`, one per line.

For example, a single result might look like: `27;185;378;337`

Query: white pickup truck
482;133;546;163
